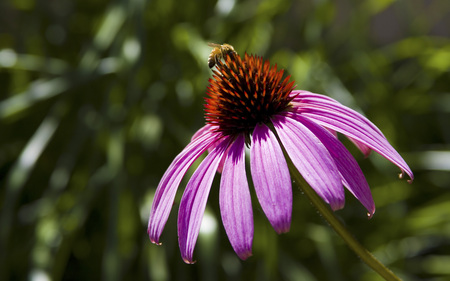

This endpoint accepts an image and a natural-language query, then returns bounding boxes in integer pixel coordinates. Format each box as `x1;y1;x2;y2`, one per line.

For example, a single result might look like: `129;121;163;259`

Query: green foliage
1;0;449;280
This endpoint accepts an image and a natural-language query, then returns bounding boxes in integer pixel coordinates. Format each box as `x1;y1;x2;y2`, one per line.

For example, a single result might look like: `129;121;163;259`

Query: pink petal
296;115;375;216
291;91;374;157
250;123;292;233
292;91;385;136
178;136;232;264
192;124;227;173
191;124;218;141
347;136;373;157
296;97;414;181
220;134;253;260
290;90;339;104
272;115;345;211
148;126;221;244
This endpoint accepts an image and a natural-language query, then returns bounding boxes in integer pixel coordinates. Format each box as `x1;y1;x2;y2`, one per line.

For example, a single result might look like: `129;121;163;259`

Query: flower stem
287;161;401;281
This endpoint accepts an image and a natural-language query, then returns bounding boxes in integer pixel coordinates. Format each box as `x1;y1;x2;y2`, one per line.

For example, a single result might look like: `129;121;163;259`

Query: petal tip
367;209;375;220
148;229;162;245
330;200;345;212
183;258;196;264
274;224;291;234
399;171;414;183
149;236;162;246
237;250;253;261
147;224;162;245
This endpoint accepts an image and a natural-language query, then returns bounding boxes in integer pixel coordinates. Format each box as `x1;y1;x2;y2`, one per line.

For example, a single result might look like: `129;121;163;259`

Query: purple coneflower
147;51;413;264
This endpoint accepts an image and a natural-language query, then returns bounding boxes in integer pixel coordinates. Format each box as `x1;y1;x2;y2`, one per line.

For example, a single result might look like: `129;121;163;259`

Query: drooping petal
295;96;414;181
291;91;385;137
178;136;232;264
250;123;292;233
148;126;221;244
220;134;253;260
272;115;345;211
291;91;374;157
347;136;373;157
295;115;375;216
324;127;372;158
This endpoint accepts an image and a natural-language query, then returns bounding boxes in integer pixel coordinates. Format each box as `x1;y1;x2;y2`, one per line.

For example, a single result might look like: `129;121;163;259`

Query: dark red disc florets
205;53;296;136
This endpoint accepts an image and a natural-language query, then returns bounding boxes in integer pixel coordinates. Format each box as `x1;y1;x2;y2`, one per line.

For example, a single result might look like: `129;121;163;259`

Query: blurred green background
1;0;449;280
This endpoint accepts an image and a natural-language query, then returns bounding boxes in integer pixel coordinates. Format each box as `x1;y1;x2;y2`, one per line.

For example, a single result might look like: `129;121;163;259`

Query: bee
207;43;237;68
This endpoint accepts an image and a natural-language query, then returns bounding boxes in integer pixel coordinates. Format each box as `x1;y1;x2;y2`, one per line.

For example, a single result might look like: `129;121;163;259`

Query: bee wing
208;42;221;48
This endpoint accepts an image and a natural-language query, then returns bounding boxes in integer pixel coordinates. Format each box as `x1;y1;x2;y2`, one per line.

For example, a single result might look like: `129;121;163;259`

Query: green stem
287;161;401;281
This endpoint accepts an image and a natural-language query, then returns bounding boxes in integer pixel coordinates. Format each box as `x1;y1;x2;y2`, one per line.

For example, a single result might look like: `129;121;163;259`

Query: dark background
1;0;449;280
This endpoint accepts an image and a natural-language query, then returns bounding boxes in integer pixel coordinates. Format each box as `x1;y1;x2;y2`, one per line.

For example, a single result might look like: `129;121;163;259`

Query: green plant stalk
287;161;401;281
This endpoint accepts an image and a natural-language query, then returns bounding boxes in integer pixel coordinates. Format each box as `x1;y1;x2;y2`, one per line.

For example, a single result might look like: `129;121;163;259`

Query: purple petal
291;91;384;136
324;128;372;158
250;123;292;233
347;136;373;157
192;124;227;173
272;115;345;211
220;134;253;260
291;91;374;157
147;126;221;244
178;136;232;264
295;115;375;216
290;90;340;104
191;124;218;141
295;95;414;181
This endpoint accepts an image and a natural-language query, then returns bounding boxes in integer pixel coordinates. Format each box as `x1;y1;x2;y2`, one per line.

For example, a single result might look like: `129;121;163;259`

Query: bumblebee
207;43;237;68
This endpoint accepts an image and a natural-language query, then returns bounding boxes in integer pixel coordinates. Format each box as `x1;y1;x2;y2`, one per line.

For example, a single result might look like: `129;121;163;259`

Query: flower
147;52;414;264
